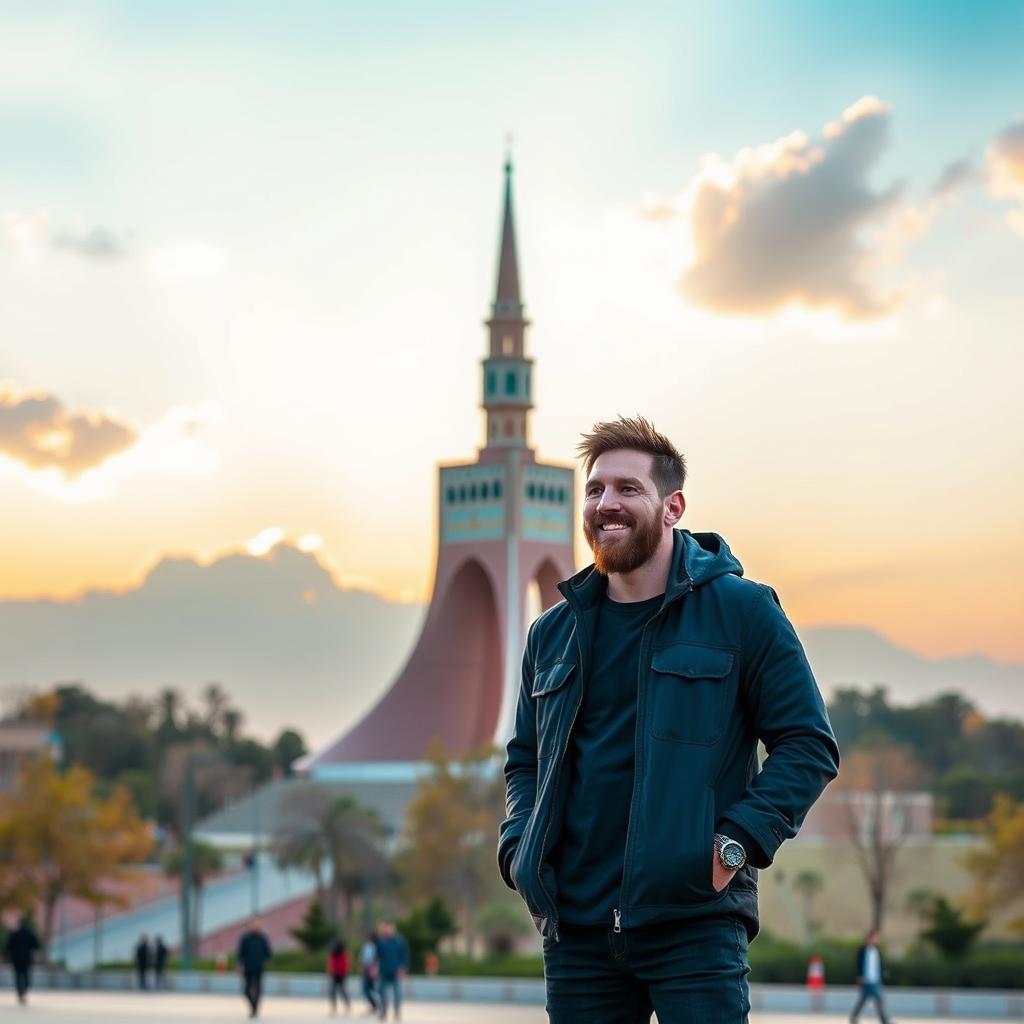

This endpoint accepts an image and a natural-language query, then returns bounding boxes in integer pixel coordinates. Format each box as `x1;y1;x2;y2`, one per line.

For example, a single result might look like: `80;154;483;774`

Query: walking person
359;930;380;1014
134;933;151;990
375;922;408;1021
327;939;351;1015
851;930;893;1024
236;916;273;1018
153;934;169;988
498;417;840;1023
5;915;40;1005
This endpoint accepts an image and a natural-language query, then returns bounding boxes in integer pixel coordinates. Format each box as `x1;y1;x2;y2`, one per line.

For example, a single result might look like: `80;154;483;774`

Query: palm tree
164;840;225;950
201;683;230;734
222;708;244;745
272;786;388;931
793;869;824;943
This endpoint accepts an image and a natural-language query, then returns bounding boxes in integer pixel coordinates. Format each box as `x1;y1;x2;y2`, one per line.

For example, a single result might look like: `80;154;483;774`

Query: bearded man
498;416;839;1023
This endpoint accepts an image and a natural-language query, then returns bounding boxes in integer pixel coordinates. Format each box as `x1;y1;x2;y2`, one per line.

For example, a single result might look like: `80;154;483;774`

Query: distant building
298;159;575;781
0;721;59;791
795;789;933;844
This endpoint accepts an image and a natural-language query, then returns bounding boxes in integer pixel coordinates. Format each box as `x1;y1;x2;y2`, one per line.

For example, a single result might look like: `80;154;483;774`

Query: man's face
583;449;668;575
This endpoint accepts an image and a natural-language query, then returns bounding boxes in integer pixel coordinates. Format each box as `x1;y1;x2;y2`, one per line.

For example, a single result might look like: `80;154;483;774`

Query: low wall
2;968;1023;1019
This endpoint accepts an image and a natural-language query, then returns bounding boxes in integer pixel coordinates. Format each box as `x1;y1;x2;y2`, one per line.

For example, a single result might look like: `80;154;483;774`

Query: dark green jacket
497;529;839;941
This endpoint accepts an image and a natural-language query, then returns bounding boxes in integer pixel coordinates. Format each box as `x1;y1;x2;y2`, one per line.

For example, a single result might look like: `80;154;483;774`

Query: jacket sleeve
496;620;540;890
718;584;840;868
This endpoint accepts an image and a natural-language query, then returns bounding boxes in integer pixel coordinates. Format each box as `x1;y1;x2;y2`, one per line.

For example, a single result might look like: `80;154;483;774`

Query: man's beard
583;508;663;575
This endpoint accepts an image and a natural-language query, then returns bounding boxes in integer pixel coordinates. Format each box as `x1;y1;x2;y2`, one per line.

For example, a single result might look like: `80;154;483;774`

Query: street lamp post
180;755;195;971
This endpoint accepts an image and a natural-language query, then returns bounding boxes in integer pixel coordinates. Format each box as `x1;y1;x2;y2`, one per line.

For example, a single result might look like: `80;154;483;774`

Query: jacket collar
557;528;692;612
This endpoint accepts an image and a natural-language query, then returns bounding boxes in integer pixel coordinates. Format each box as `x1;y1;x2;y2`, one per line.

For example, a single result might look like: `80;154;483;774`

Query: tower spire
494;157;521;314
482;156;533;454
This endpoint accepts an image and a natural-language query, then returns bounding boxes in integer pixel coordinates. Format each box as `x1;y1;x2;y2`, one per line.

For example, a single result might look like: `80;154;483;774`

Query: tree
272;785;388;932
395;897;457;972
201;682;230;734
273;729;307;776
792;869;824;943
833;741;922;932
163;840;224;950
0;758;152;958
964;795;1024;935
397;740;505;953
290;898;336;952
920;896;986;958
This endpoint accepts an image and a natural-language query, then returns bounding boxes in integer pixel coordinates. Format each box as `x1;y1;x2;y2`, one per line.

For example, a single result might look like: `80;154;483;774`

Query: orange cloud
987;114;1024;235
664;97;905;319
0;384;137;478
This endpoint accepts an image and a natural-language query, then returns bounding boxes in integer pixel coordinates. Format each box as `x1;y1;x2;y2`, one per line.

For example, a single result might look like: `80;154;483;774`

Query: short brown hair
577;415;686;497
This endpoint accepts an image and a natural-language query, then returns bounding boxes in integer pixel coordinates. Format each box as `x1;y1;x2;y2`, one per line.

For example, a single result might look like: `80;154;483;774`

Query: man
135;932;151;990
5;915;40;1005
237;916;273;1018
153;934;169;988
498;416;840;1023
360;931;381;1015
375;921;408;1021
851;930;892;1024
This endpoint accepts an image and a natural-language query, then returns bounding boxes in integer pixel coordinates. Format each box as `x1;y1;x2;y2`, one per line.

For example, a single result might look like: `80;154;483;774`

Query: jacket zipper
615;582;692;932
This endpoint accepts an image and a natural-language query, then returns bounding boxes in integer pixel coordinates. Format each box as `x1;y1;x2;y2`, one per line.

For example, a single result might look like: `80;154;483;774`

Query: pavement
0;991;1009;1023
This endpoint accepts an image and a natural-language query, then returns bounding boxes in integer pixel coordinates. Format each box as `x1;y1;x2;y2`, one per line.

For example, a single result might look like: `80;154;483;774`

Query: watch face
722;842;745;869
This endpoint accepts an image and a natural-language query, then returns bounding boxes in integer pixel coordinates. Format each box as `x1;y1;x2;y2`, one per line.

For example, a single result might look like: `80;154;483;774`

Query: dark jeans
362;971;379;1010
379;974;402;1017
543;915;750;1023
243;969;264;1016
330;973;351;1010
13;965;31;1002
851;982;891;1024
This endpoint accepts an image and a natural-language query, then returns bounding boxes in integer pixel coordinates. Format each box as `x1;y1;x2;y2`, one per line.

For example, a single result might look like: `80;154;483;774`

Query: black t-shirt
551;591;663;926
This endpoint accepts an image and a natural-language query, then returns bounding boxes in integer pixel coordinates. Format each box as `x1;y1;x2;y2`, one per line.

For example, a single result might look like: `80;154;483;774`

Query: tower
301;161;576;778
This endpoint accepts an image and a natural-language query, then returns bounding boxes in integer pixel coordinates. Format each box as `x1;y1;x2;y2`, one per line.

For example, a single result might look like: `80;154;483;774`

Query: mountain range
1;544;1020;749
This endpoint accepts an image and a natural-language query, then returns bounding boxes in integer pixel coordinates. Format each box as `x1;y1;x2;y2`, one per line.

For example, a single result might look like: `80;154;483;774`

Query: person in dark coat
375;922;408;1021
236;916;273;1018
134;933;151;990
851;929;892;1024
5;916;41;1005
153;934;169;988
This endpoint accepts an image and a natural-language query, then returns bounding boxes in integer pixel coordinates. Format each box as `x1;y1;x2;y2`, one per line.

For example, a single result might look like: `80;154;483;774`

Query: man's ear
664;490;685;526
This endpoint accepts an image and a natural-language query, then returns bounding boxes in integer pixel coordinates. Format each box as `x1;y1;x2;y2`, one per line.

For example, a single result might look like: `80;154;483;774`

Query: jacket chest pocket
531;661;576;759
649;644;734;745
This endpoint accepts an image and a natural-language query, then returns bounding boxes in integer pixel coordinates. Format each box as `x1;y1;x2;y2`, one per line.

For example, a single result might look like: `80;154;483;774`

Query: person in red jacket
327;940;351;1015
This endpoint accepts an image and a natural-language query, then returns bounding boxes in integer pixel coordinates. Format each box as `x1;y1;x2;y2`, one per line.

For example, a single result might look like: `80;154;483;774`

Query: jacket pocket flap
651;645;734;680
531;661;575;697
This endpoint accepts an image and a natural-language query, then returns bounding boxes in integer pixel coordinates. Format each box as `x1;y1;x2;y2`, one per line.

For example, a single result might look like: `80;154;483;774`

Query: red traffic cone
806;954;825;990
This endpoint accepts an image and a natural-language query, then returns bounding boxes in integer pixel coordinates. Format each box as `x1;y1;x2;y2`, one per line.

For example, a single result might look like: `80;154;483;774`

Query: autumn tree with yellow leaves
397;740;505;954
965;795;1024;936
0;757;152;959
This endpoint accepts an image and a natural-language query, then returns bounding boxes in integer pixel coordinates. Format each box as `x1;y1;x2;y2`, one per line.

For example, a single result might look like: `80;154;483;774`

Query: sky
1;0;1022;666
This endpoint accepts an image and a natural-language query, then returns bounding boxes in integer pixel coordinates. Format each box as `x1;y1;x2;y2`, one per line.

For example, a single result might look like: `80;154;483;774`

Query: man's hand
711;852;737;893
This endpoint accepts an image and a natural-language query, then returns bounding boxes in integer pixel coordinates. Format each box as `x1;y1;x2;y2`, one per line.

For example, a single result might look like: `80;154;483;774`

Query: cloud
0;384;137;478
2;210;128;262
931;157;981;198
987;114;1024;234
51;226;128;261
659;96;905;319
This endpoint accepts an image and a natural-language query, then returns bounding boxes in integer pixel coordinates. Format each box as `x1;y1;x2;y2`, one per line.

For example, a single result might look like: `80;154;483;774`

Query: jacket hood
559;528;743;610
680;529;744;588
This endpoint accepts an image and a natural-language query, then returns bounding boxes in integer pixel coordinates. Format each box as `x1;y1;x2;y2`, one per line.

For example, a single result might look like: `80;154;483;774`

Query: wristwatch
714;833;747;871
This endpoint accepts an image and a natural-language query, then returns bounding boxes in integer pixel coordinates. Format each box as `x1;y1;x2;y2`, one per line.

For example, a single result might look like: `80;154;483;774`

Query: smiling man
498;416;840;1023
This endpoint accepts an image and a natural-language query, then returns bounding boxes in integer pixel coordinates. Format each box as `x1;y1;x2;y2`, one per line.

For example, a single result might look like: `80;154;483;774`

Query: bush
395;897;457;972
290;899;336;952
746;932;1024;989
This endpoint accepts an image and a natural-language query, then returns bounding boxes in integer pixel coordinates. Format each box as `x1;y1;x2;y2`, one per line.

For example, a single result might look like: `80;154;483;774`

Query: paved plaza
0;991;1008;1023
